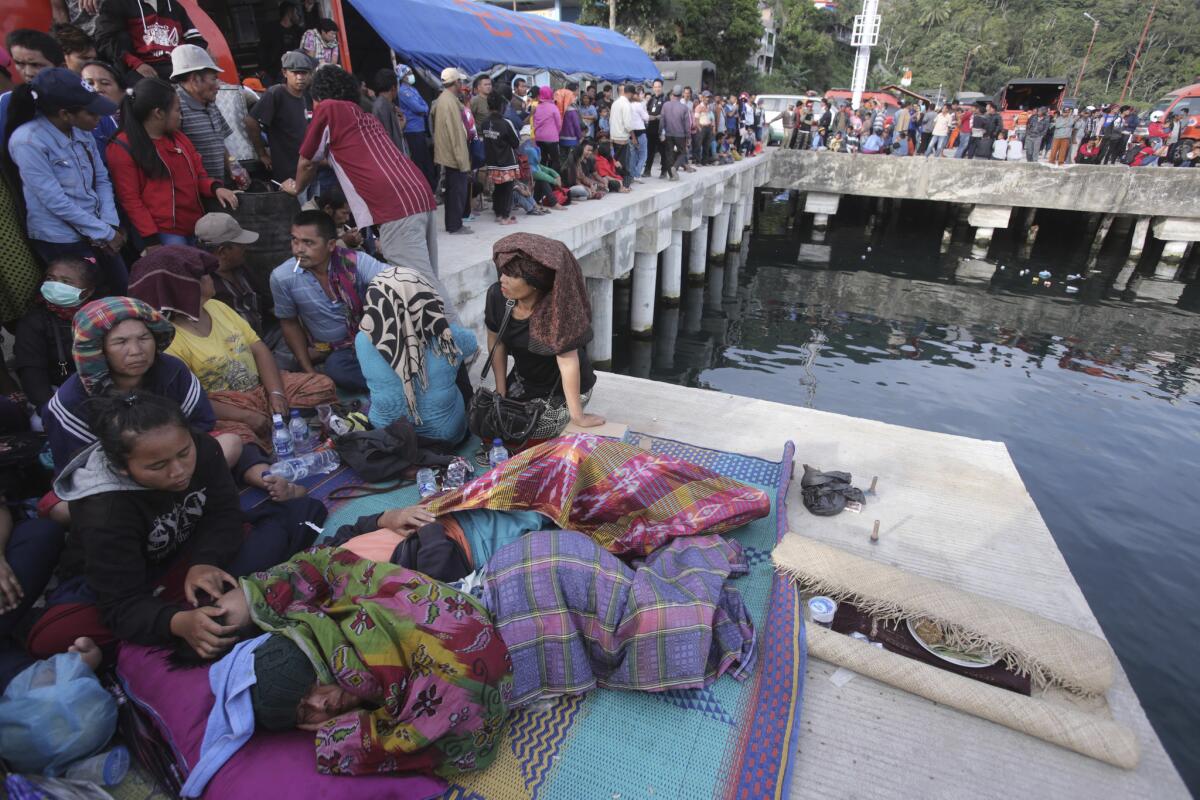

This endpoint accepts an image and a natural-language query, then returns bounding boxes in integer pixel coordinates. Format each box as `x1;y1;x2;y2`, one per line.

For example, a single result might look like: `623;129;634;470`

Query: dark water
612;197;1200;791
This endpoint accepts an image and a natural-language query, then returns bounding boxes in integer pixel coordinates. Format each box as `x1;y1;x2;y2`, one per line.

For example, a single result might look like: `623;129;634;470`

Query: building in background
749;1;776;75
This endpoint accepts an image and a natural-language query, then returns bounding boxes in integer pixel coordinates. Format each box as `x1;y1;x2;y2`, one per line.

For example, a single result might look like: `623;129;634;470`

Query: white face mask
405;73;415;85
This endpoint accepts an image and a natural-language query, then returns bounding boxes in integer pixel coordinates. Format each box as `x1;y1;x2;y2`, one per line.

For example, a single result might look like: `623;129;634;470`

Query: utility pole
1120;0;1157;103
608;0;617;30
849;0;881;110
1074;12;1100;99
958;45;981;95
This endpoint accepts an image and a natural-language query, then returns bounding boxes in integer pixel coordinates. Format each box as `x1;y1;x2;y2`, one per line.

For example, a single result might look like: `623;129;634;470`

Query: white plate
906;619;998;669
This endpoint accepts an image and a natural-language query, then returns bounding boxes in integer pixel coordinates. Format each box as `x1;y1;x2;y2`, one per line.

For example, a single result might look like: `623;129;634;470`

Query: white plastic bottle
288;409;311;454
488;438;509;469
271;413;294;459
266;450;340;482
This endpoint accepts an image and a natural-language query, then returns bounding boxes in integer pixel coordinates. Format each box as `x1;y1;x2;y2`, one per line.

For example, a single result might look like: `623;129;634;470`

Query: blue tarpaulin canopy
346;0;660;82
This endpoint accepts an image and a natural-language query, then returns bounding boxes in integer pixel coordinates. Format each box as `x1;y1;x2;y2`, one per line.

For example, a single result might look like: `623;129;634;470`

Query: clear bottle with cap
271;413;294;459
807;596;838;628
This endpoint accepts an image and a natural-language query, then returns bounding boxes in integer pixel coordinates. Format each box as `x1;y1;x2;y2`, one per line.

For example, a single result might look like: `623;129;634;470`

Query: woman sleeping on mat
26;391;322;661
128;245;337;501
182;546;512;787
41;297;243;525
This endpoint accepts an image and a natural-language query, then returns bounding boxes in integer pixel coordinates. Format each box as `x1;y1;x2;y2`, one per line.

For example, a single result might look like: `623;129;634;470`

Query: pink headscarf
538;85;553;102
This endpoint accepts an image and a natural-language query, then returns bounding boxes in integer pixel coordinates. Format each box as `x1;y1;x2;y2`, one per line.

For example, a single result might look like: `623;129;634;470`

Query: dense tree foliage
769;0;1200;104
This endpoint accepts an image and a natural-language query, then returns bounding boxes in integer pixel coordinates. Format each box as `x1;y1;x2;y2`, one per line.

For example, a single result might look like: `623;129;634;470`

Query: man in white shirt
630;87;649;182
609;83;635;188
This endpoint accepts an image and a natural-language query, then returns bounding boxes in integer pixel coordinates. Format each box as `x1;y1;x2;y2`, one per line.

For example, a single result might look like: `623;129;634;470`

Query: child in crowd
992;130;1009;161
1006;131;1025;161
27;391;322;661
717;134;734;165
598;106;610;136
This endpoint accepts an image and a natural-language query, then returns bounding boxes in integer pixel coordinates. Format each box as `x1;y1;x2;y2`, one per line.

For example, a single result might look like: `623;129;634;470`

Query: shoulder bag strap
479;298;516;381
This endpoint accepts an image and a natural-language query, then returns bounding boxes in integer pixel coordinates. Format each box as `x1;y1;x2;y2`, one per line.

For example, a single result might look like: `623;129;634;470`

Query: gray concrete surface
766;149;1200;221
586;372;1188;799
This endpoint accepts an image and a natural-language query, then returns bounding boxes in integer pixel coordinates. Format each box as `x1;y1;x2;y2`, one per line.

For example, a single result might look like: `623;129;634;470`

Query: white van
758;94;810;144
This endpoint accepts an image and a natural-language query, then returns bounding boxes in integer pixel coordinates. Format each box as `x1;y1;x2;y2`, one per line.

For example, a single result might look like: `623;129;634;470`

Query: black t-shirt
251;84;313;182
485;282;596;400
13;307;76;408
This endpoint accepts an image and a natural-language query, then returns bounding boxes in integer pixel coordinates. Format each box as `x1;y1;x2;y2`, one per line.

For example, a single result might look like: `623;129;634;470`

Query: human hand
260;152;273;172
280;179;299;196
106;228;126;253
378;505;436;534
0;557;23;613
306;347;329;365
571;412;606;428
215;188;240;209
340;228;363;249
80;0;101;13
246;410;273;442
169;606;239;659
136;63;158;79
183;563;236;607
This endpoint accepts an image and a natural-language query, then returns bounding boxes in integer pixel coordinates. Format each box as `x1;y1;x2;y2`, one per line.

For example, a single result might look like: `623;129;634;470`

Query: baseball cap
170;44;223;80
31;68;119;115
281;50;316;71
440;67;466;84
195;213;259;246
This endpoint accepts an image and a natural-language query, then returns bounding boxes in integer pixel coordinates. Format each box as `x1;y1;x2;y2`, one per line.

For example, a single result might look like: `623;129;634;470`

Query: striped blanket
484;530;756;707
424;434;771;556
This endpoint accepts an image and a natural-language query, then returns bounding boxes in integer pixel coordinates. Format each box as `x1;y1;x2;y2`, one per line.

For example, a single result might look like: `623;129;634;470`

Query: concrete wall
765;150;1200;220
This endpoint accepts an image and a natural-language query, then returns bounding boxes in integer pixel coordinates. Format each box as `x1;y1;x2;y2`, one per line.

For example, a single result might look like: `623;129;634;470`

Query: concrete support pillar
705;264;725;313
1020;206;1038;231
661;229;683;303
724;252;740;299
973;227;995;247
1128;216;1151;264
728;200;746;247
629;340;652;379
805;192;840;230
586;277;613;368
654;306;678;371
710;205;732;258
1085;213;1115;273
630;251;657;337
1113;263;1138;293
683;285;703;333
688;221;709;283
1157;241;1190;281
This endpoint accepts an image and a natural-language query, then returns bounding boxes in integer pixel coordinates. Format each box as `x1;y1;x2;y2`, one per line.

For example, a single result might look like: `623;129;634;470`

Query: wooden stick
870;519;880;544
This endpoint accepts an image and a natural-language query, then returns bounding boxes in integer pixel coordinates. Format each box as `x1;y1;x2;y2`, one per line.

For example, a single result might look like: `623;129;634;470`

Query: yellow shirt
167;299;261;393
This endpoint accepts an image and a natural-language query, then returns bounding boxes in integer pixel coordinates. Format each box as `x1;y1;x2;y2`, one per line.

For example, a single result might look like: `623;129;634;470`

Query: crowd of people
773;96;1199;167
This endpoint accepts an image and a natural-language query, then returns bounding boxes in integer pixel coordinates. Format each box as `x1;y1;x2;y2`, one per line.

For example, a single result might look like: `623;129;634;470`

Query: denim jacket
396;83;429;134
7;115;118;243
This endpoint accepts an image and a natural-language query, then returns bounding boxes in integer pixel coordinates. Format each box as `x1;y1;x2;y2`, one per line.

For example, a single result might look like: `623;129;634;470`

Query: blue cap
32;68;119;116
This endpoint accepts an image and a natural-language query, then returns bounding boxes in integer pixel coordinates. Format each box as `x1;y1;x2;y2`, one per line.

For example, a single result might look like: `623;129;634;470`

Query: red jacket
106;131;221;244
596;154;621;180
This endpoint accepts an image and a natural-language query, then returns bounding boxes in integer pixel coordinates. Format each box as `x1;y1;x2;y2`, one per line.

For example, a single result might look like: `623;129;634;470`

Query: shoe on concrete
450;226;475;235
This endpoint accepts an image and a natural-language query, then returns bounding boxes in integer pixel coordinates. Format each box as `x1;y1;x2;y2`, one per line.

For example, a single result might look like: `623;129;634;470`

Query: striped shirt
177;87;232;183
300;99;435;228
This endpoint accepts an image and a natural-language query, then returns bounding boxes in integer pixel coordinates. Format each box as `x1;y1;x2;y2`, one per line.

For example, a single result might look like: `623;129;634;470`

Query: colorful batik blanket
242;547;513;778
424;434;771;556
484;530;756;707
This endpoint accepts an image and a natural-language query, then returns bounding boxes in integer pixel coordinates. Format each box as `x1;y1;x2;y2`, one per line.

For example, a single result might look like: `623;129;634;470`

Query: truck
1149;83;1200;147
652;60;716;94
994;78;1069;132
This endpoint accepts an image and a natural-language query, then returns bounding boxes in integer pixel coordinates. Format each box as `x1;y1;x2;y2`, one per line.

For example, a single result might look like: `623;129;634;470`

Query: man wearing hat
195;213;269;336
661;84;691;180
171;44;234;184
96;0;207;85
245;51;316;185
429;66;472;234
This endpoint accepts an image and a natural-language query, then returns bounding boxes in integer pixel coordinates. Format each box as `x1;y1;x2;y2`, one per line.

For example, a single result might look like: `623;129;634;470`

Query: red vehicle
824;89;900;110
994;78;1068;132
1149;83;1200;145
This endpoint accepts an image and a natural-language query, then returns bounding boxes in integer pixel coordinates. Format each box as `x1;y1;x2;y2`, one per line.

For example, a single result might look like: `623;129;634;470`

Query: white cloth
609;96;634;144
631;100;648;132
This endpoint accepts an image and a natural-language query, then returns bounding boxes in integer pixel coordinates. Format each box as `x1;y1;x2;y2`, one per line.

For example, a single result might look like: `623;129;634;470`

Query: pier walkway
588;373;1188;799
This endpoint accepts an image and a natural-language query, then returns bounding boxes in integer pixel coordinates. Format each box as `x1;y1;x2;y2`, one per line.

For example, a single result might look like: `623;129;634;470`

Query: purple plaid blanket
483;530;756;707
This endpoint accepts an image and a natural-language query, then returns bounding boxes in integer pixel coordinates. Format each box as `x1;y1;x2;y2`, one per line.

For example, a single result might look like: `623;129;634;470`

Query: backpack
333;420;454;485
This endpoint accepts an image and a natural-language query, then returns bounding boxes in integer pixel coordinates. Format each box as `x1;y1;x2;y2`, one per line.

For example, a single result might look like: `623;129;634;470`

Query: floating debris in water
1038;270;1052;279
1066;285;1079;294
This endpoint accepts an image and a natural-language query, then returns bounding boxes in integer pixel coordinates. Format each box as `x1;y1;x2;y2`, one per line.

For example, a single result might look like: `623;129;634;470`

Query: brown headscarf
492;233;592;355
128;245;220;322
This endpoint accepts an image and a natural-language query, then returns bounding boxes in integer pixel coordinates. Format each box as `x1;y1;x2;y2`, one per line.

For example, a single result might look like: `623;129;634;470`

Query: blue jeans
631;132;647;178
157;233;194;247
0;518;65;691
321;347;367;393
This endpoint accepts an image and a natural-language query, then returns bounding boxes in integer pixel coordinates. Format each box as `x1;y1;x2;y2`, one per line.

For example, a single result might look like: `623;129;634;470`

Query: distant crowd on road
772;97;1199;168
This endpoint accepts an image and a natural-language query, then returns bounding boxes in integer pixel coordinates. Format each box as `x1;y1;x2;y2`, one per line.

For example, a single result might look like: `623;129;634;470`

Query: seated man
269;210;387;393
194;213;273;343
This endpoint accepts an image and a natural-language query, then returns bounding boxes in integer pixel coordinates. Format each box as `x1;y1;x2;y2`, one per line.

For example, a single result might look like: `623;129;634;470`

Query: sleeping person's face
296;684;360;729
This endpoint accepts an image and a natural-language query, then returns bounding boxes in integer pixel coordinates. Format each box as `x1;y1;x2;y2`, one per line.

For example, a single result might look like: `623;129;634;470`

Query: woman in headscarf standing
355;267;477;446
485;233;604;442
128;246;337;500
532;86;562;173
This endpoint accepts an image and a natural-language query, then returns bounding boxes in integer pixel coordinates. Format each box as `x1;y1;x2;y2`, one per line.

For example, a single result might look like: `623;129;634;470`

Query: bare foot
70;636;103;671
263;474;308;502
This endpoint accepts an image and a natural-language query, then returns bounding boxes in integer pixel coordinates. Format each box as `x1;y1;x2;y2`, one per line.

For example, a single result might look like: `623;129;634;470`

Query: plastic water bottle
488;438;509;469
65;745;130;786
416;467;438;498
289;409;311;454
271;413;294;459
444;458;468;490
317;404;352;436
265;450;340;482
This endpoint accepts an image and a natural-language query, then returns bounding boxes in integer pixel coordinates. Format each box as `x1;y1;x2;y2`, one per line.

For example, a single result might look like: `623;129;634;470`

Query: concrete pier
586;373;1188;800
805;191;840;230
661;229;683;304
688;221;709;284
586;277;613;368
709;204;732;258
630;251;657;337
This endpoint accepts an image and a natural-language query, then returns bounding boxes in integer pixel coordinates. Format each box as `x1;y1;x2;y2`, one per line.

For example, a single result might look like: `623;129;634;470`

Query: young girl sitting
594;142;631;193
27;391;321;661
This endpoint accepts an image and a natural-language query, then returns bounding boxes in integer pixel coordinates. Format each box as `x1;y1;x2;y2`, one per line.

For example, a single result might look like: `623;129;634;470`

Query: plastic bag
0;652;117;776
800;464;866;516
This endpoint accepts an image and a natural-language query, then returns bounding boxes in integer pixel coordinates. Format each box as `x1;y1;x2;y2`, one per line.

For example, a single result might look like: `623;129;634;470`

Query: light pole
1074;12;1099;99
849;0;881;110
1120;0;1158;103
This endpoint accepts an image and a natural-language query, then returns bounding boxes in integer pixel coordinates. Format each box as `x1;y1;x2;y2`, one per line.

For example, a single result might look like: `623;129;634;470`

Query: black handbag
467;298;556;444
